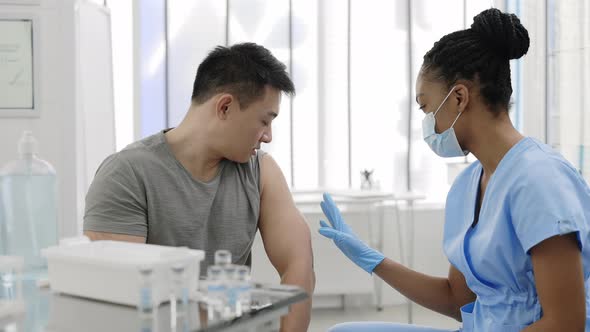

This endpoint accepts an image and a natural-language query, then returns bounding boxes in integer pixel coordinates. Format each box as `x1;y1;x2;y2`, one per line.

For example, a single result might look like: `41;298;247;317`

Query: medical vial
206;265;227;322
234;266;252;315
172;311;190;332
138;314;156;332
223;264;239;319
170;263;189;316
0;269;14;301
0;256;23;303
138;266;155;316
214;250;231;266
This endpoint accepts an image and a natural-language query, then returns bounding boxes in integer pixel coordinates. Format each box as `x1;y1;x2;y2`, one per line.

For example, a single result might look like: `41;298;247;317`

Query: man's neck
164;115;224;182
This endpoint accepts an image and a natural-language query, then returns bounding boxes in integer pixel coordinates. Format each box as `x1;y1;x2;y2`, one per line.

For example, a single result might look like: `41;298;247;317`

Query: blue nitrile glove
318;193;385;274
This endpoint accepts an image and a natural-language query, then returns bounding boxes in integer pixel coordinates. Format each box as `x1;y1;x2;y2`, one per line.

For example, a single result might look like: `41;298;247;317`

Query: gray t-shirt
83;130;263;271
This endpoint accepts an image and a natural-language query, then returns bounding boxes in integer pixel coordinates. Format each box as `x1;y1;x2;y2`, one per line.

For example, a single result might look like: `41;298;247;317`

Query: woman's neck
465;114;524;177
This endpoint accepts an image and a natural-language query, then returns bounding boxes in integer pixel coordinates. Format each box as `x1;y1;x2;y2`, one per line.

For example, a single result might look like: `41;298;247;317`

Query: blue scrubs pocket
459;302;530;331
459;302;474;332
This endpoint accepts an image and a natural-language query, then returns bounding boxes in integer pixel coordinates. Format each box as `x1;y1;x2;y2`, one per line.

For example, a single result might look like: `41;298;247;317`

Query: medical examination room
1;0;590;331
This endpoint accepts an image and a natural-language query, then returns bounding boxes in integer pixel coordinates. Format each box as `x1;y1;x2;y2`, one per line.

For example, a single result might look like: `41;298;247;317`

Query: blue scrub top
444;137;590;332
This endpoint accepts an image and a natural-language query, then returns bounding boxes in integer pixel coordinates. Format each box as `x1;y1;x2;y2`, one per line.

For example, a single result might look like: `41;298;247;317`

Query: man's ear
215;94;234;120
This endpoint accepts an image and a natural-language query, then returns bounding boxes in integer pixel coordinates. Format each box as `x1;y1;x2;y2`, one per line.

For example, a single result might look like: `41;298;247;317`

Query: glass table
0;279;307;332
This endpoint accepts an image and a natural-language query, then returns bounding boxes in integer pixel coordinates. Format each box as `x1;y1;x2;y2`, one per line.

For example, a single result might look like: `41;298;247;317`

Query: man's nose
261;128;272;143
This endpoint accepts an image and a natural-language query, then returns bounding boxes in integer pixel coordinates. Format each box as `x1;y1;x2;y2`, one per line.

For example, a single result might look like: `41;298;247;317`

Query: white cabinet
0;0;115;237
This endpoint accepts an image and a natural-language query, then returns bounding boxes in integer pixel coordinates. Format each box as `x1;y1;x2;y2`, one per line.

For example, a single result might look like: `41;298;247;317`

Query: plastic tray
42;240;204;306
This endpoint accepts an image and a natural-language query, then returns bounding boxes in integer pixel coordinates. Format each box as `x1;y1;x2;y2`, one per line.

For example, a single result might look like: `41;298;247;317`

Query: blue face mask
422;86;469;158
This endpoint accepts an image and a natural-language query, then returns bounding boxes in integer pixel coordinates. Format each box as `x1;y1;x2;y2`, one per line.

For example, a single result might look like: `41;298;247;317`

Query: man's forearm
279;264;315;332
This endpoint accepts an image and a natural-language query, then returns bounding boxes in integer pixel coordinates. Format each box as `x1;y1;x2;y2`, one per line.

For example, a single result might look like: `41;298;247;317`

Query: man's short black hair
191;43;295;108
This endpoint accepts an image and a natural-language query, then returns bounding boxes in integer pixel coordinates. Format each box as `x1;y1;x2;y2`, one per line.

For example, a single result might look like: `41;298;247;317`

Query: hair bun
471;8;530;60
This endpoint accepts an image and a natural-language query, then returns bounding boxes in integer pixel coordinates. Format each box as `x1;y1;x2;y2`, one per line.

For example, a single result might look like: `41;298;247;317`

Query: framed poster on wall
0;17;39;117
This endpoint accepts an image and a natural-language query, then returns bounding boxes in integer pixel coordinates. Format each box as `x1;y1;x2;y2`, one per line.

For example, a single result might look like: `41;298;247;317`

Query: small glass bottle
0;256;24;304
137;265;155;316
214;250;231;266
138;314;156;332
234;266;252;316
222;264;238;318
172;309;190;332
206;265;226;322
170;263;189;316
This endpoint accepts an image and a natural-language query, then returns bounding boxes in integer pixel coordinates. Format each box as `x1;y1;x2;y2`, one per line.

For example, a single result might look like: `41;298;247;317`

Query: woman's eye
262;120;269;126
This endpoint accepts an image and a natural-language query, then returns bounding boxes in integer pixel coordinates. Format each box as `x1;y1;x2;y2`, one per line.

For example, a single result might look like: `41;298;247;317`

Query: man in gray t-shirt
83;43;314;332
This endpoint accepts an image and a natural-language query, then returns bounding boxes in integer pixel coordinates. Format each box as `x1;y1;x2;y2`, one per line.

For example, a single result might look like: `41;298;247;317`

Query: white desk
0;279;307;332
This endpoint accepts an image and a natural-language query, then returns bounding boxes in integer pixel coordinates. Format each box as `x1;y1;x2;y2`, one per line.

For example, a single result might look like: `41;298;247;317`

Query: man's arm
258;154;315;332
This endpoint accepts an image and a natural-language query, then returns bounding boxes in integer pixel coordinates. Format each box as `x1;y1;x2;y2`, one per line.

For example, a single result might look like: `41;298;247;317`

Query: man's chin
226;154;253;163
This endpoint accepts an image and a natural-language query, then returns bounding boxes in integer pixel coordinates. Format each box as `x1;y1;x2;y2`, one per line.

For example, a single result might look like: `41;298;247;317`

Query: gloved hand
318;193;385;274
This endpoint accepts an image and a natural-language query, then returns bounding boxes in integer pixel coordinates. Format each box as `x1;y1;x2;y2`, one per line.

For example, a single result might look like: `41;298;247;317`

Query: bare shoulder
259;152;288;194
259;152;281;173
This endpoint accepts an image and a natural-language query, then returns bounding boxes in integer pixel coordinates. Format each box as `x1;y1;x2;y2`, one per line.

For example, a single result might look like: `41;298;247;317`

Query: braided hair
421;8;530;113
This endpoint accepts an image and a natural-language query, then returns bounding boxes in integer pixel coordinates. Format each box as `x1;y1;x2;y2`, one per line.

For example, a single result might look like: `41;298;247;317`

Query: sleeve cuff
83;216;148;238
521;218;583;254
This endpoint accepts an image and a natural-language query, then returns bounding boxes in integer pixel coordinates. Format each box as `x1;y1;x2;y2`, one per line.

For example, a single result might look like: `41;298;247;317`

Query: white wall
109;0;134;150
133;0;167;139
552;1;590;175
519;0;547;142
0;0;115;238
166;1;226;127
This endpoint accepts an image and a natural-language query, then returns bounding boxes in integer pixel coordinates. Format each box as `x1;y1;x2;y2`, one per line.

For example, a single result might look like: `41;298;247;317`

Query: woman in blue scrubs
319;8;590;332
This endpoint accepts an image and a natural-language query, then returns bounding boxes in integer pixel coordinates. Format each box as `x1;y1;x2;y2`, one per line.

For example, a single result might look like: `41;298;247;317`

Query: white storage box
41;240;204;307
